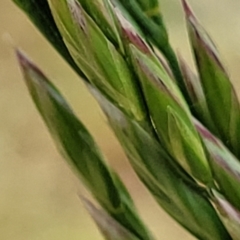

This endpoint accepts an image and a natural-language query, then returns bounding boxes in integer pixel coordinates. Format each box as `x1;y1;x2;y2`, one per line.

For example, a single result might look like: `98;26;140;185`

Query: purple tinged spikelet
182;0;240;157
135;55;183;107
182;0;224;71
213;191;240;239
214;193;240;223
195;120;240;209
195;120;237;173
114;8;150;54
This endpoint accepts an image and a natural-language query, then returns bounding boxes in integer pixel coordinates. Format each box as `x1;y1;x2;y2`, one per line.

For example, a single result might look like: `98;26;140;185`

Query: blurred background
1;0;240;239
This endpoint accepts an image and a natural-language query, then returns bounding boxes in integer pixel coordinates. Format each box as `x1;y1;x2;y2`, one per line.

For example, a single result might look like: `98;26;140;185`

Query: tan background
1;0;240;239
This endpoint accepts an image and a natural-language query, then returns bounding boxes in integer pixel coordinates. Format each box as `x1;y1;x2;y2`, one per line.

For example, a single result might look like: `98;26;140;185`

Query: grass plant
12;0;240;239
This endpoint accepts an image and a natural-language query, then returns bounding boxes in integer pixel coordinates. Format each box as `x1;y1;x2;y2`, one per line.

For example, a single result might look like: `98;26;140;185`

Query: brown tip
123;28;150;54
181;0;194;18
16;49;46;81
114;8;150;54
16;49;29;68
